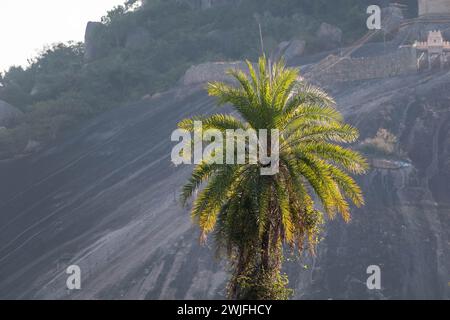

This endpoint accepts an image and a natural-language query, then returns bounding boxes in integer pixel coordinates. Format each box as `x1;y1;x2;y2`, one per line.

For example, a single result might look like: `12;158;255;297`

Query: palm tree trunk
255;203;284;300
261;221;271;271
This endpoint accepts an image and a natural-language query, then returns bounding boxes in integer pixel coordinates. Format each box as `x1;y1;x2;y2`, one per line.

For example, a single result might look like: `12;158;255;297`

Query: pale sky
0;0;126;73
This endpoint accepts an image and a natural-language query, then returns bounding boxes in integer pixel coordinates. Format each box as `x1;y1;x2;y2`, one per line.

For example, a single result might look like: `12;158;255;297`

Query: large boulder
84;21;106;62
0;100;22;127
182;61;247;86
284;40;306;60
316;22;343;50
275;39;306;61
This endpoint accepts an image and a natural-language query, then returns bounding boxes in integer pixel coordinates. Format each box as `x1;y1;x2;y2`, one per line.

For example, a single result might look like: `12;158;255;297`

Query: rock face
316;23;342;50
292;71;450;299
182;61;247;86
0;50;449;300
84;22;105;62
0;100;22;127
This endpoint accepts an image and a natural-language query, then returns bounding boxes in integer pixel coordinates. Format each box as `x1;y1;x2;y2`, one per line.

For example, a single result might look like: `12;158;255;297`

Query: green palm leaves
178;56;367;299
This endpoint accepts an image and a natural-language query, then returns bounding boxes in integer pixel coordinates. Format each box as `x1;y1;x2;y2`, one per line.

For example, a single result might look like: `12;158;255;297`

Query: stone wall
310;47;417;84
182;61;248;86
419;0;450;17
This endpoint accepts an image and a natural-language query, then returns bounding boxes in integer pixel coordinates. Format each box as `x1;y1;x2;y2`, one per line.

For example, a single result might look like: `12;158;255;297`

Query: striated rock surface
290;71;450;299
0;56;449;300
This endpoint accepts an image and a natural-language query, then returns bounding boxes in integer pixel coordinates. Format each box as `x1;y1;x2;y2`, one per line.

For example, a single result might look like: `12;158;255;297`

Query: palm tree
178;56;368;300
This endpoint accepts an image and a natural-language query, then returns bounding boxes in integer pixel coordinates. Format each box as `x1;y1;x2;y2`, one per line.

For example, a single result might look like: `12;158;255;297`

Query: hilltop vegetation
0;0;399;158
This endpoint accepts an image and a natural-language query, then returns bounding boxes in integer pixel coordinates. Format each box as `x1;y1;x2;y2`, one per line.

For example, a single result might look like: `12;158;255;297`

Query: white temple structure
414;30;450;69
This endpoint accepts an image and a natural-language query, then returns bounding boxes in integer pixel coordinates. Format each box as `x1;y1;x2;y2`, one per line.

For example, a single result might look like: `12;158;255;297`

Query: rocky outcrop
84;22;105;62
275;39;306;61
285;40;306;60
0;100;22;127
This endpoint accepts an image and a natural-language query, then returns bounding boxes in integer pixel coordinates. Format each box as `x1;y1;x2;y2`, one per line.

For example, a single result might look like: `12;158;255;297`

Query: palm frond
178;114;247;132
